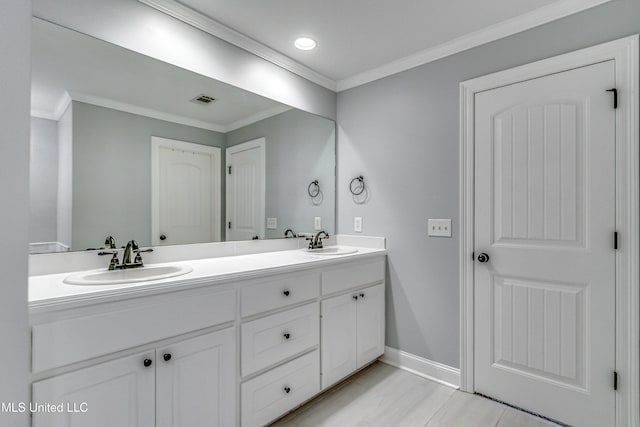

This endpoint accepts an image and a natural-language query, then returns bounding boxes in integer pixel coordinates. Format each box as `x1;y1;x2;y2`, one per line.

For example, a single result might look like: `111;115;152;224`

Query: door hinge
472;251;475;261
228;221;231;229
614;231;619;250
228;165;232;174
614;371;619;390
606;88;618;109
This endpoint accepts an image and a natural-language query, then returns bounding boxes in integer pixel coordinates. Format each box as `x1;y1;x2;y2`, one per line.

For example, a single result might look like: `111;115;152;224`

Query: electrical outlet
354;217;363;233
314;217;322;230
266;217;277;229
428;219;452;237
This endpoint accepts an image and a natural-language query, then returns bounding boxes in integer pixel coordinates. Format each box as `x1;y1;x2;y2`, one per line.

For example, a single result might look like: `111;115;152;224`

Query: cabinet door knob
283;386;291;394
352;295;358;300
359;293;365;299
143;358;153;368
283;332;291;340
160;234;167;241
283;290;290;297
163;353;172;362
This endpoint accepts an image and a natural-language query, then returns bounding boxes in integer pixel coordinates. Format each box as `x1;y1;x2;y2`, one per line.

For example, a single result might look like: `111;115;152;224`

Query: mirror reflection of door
226;138;265;241
151;137;221;246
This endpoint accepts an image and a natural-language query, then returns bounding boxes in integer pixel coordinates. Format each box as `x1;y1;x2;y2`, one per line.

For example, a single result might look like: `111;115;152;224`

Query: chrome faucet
99;240;153;270
308;231;329;249
284;229;297;238
122;240;138;265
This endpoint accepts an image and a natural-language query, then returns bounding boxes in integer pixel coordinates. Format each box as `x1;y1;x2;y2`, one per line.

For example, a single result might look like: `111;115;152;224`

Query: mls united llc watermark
2;402;88;414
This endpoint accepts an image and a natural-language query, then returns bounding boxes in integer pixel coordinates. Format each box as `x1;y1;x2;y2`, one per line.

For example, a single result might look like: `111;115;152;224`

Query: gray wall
72;101;225;250
32;0;336;120
226;109;336;238
0;0;30;425
337;0;640;368
57;103;73;247
30;117;59;242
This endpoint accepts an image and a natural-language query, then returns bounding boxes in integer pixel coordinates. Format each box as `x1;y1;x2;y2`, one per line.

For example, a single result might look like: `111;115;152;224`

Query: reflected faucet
104;235;116;249
284;229;297;238
308;231;329;249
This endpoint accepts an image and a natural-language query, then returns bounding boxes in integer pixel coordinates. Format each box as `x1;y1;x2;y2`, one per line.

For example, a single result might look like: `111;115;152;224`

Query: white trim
137;0;336;91
224;105;292;132
380;346;460;389
459;35;639;427
226;137;266;240
336;0;613;91
150;136;222;246
31;92;72;121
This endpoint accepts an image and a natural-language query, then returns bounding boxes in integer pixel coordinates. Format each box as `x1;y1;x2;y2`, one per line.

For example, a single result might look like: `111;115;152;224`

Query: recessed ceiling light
294;37;317;51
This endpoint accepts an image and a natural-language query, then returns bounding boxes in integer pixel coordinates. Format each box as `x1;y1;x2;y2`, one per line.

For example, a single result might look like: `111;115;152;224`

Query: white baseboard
380;346;460;389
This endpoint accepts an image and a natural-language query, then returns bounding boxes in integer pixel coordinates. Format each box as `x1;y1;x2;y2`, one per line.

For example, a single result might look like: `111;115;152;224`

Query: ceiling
174;0;572;87
32;18;288;131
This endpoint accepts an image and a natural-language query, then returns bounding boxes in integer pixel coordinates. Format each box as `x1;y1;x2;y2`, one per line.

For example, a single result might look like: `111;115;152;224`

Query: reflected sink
63;265;194;286
304;247;358;256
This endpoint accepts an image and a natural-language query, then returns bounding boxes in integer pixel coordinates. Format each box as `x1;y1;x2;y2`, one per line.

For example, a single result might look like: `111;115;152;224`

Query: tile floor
270;362;560;427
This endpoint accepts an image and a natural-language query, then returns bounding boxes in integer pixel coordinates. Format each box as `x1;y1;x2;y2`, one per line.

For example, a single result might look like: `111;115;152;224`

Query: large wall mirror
30;18;335;254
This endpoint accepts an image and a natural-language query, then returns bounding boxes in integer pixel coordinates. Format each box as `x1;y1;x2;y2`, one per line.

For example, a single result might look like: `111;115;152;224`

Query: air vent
190;94;216;105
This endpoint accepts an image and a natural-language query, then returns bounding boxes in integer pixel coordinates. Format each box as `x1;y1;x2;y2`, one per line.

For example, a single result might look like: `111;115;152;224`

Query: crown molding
225;105;292;132
31;92;72;121
137;0;337;91
336;0;613;91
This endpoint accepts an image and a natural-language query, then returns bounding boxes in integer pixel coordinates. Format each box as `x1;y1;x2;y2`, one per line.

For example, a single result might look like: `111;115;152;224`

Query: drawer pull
283;289;290;297
143;358;153;368
283;332;291;340
163;353;172;362
283;386;291;394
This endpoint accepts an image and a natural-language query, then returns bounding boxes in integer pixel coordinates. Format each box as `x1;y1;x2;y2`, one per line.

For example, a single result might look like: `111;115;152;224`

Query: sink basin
305;247;358;256
63;265;194;286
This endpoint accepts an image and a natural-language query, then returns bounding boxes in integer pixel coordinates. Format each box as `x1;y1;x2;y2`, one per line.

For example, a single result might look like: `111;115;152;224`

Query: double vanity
28;241;386;427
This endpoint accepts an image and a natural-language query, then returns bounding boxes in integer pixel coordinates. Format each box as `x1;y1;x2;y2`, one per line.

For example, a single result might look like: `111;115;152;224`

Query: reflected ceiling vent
190;94;216;105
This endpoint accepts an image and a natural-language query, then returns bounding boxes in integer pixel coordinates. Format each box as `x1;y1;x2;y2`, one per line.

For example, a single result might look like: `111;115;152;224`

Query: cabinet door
356;283;385;367
321;293;357;389
32;351;155;427
155;327;236;427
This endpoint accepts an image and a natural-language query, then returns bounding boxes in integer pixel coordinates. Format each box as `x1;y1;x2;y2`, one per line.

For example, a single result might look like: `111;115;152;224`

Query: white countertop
29;246;386;311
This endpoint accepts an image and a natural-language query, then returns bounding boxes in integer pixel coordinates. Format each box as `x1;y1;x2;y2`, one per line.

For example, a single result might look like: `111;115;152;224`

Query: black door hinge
614;371;619;390
472;251;475;261
606;88;618;109
228;221;231;229
228;166;232;174
614;231;619;250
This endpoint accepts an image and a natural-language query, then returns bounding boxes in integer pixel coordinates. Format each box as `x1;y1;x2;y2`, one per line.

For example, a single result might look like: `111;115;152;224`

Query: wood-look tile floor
270;362;560;427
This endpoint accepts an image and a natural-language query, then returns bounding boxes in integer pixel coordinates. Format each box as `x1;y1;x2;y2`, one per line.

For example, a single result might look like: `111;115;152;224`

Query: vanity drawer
241;350;319;427
32;288;236;373
241;302;319;377
241;271;320;317
321;258;385;295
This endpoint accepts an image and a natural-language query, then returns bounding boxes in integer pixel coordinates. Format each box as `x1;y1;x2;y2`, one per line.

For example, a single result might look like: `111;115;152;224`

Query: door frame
459;35;639;426
225;137;266;240
150;136;222;245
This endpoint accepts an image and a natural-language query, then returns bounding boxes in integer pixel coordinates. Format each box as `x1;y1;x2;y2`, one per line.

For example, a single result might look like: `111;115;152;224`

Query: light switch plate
266;217;277;229
354;217;363;233
314;217;322;230
428;219;452;237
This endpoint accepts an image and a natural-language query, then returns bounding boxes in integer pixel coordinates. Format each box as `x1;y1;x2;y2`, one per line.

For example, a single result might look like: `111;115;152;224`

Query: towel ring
350;176;365;196
308;180;320;198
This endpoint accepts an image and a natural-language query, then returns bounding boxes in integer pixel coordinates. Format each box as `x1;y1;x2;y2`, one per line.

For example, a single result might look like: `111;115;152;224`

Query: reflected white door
151;137;221;246
226;138;265;241
474;61;616;426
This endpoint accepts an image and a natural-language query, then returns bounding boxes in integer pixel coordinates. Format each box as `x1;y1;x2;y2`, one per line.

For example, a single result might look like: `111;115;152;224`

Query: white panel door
474;61;616;427
32;351;155;427
226;138;265;241
152;137;221;246
355;284;385;368
155;328;236;427
321;292;357;389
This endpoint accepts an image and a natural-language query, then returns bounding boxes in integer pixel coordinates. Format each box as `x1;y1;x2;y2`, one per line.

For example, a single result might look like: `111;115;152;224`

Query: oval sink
63;265;194;286
305;247;358;256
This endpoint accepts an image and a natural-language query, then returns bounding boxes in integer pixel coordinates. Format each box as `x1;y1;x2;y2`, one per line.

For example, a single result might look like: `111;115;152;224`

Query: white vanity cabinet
320;259;386;390
32;328;235;427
